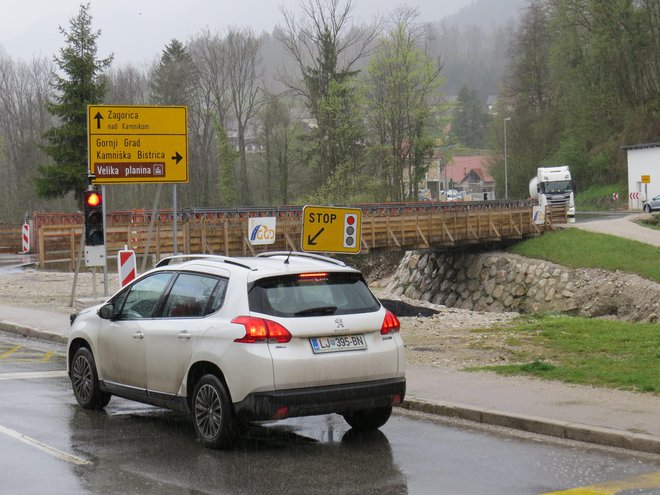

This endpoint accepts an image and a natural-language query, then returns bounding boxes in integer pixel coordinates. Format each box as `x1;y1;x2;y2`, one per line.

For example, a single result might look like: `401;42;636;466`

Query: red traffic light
85;191;102;207
84;190;104;246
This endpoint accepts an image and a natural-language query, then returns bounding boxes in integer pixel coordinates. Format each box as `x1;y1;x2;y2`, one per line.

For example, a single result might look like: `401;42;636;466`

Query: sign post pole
102;185;108;297
173;184;178;255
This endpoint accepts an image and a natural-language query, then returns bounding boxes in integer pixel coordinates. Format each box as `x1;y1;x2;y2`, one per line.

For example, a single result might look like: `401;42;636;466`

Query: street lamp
503;117;511;200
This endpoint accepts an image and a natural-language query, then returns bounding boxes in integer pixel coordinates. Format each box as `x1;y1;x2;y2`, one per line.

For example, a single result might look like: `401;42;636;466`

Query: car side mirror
98;303;116;320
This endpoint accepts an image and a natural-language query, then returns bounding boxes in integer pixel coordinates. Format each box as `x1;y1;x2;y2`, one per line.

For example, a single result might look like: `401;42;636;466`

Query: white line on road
0;424;91;465
0;370;68;381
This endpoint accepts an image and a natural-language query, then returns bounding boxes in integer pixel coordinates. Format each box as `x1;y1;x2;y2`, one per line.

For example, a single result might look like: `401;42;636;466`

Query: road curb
401;396;660;455
0;321;67;345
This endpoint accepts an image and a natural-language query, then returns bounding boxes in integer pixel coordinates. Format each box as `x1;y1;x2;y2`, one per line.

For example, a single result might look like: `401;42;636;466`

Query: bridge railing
35;204;547;269
0;225;22;254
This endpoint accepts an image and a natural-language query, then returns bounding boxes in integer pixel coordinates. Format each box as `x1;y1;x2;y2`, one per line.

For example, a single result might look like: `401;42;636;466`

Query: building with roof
621;143;660;210
423;154;496;200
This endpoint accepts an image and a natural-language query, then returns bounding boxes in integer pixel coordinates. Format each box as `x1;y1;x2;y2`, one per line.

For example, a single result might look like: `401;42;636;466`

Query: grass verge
471;315;660;393
635;213;660;231
508;228;660;282
575;182;627;211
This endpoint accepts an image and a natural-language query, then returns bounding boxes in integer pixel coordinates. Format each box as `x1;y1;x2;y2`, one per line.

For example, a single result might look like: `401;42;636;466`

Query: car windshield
248;272;380;317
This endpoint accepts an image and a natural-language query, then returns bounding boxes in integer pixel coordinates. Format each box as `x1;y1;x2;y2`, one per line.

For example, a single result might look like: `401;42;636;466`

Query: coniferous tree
452;85;490;148
36;3;112;201
150;39;196;106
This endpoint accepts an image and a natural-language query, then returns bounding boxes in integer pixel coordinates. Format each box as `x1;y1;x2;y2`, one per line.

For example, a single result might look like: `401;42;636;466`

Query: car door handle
132;331;144;340
177;331;192;340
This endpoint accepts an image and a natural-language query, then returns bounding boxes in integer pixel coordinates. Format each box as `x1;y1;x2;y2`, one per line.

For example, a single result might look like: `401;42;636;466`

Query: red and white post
22;223;30;253
118;247;137;288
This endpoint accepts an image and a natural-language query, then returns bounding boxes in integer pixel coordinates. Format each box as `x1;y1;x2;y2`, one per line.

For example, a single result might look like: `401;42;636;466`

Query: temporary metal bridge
4;200;565;269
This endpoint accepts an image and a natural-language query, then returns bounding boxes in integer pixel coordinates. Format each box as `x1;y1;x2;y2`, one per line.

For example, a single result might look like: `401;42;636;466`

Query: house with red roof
423;154;496;200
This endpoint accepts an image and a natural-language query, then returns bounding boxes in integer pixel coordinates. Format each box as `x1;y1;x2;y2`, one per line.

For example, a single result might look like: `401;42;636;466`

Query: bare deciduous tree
189;30;232;205
224;28;262;205
0;56;69;220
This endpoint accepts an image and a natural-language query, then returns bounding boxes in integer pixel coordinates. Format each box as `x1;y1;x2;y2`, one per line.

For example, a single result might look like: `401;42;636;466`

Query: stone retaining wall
385;251;659;322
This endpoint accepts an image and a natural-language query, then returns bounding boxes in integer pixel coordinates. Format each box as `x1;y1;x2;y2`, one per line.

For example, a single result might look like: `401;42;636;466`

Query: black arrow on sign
307;227;325;246
171;151;183;164
94;112;103;129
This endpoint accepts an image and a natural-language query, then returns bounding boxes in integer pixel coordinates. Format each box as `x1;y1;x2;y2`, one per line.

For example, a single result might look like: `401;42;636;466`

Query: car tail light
232;316;292;344
380;309;400;335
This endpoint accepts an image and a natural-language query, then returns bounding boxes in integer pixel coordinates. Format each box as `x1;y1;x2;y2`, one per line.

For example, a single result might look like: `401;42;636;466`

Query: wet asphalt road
1;334;660;495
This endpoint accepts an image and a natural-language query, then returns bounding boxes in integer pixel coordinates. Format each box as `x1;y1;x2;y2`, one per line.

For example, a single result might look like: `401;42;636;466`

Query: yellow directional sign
302;206;362;254
88;105;188;184
641;174;650;184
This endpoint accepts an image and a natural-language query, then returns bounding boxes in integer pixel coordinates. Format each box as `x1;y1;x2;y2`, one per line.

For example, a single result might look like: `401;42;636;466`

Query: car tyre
71;347;111;410
192;374;237;449
643;204;652;213
343;406;392;431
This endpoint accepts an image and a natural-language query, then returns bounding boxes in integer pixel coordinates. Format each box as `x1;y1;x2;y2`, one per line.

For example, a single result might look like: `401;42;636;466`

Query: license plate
310;334;367;354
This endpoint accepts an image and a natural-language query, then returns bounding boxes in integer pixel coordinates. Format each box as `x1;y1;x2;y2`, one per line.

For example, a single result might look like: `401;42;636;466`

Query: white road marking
0;424;91;465
0;370;68;381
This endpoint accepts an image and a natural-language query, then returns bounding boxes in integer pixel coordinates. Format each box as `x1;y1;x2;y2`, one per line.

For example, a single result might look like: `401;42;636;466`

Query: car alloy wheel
71;347;111;410
192;374;236;449
72;353;93;403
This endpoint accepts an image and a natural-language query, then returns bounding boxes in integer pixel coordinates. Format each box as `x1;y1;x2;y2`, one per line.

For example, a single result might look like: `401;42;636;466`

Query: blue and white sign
248;217;276;245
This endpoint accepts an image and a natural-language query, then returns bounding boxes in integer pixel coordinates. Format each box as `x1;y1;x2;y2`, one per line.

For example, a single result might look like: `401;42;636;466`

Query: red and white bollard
22;223;30;253
118;247;137;288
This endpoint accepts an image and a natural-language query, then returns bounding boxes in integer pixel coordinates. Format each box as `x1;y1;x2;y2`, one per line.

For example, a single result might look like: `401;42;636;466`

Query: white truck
528;166;575;217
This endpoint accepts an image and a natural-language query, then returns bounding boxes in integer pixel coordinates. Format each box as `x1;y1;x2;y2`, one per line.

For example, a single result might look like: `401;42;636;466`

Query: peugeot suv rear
67;252;405;449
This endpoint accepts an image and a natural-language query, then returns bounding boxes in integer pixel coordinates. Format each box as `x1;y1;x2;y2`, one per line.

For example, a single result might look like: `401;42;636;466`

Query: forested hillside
489;0;660;198
0;0;656;222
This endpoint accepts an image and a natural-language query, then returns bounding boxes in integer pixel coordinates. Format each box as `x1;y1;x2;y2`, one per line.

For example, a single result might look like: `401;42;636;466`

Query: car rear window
248;272;380;317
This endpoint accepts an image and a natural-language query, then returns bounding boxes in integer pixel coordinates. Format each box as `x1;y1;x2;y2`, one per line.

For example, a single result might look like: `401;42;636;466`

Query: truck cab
529;166;575;217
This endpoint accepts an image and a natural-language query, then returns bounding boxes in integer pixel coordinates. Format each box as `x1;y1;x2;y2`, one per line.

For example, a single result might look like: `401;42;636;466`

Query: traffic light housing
84;190;104;246
343;213;357;248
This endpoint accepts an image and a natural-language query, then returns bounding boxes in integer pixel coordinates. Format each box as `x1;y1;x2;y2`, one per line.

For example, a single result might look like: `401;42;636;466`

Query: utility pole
504;117;511;199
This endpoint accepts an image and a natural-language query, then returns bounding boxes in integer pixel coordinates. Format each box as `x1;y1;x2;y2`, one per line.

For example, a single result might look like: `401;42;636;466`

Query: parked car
446;189;464;202
67;252;406;449
643;194;660;213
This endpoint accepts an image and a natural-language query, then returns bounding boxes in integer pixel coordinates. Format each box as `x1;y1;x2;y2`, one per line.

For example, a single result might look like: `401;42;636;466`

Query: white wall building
622;142;660;210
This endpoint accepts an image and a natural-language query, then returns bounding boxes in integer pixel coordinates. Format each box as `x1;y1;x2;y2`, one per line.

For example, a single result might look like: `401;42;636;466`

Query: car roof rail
156;254;256;271
257;251;346;267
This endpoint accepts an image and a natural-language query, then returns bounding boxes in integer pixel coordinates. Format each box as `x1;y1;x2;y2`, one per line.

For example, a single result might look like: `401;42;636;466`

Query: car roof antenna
284;250;292;264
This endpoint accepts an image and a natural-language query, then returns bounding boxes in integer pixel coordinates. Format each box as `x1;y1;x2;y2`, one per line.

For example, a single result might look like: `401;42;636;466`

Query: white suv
67;252;406;448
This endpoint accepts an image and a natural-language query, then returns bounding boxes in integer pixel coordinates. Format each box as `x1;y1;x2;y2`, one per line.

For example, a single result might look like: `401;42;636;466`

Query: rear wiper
294;305;338;316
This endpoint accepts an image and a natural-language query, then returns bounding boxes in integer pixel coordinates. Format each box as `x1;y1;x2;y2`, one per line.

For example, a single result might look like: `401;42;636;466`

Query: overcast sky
0;0;474;66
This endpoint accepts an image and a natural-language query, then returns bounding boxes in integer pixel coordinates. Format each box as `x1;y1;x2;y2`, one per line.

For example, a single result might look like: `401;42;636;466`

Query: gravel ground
0;268;526;370
0;269;120;313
